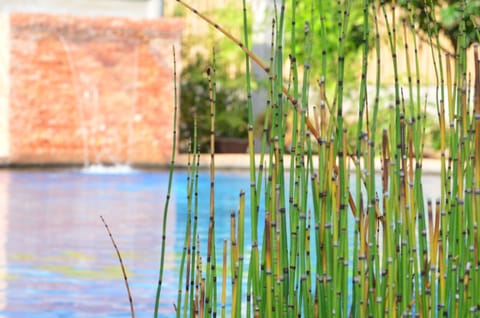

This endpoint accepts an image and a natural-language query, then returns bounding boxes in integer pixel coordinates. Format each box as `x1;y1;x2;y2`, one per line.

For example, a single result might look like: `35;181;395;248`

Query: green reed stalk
331;2;350;315
457;13;470;317
205;58;217;317
264;206;273;318
313;79;328;316
195;237;202;316
239;2;266;317
240;5;260;302
445;18;464;317
168;1;479;316
287;2;300;316
473;43;480;316
221;239;227;318
154;46;178;318
351;0;369;315
180;129;201;318
176;143;194;318
274;4;289;292
187;124;201;317
381;3;407;316
403;5;423;314
233;191;246;317
299;7;313;314
230;209;237;283
425;1;446;314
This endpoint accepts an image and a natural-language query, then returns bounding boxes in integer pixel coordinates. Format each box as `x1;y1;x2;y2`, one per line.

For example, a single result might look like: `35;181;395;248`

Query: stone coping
0;154;442;175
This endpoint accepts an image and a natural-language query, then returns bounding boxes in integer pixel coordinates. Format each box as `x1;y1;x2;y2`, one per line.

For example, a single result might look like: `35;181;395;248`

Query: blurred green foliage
286;1;367;88
178;5;252;152
385;0;479;52
179;55;248;153
286;0;479;88
178;0;478;154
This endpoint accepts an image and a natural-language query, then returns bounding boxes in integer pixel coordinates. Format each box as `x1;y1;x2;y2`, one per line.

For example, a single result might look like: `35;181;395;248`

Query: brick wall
0;15;9;160
5;13;183;165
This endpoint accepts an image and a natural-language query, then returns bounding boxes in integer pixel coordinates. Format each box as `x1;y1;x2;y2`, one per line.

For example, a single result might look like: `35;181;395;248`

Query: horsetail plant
154;45;179;318
147;0;480;316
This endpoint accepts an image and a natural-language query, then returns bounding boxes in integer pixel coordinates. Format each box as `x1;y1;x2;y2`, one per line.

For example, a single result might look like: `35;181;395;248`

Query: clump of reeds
153;0;480;317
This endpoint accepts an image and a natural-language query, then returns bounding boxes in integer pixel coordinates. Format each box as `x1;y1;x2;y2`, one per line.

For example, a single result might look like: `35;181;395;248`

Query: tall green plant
151;0;480;316
154;46;179;318
387;0;480;53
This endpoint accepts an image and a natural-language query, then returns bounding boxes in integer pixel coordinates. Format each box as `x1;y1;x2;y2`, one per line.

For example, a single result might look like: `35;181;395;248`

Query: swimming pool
0;168;441;317
0;168;249;317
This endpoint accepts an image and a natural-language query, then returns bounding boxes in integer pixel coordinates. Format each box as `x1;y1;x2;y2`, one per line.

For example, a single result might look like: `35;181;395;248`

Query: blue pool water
0;168;441;317
0;168;248;317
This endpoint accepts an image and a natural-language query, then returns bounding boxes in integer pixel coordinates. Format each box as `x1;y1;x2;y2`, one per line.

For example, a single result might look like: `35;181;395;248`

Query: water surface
0;168;440;317
0;168;248;317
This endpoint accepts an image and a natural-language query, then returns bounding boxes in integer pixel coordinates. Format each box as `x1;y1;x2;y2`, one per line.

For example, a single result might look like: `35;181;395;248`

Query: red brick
8;13;183;165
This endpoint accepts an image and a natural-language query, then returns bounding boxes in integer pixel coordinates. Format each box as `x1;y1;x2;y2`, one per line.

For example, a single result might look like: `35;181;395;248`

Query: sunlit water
0;168;440;317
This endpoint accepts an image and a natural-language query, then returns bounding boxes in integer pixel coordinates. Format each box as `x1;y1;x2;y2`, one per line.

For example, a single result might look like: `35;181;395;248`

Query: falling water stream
59;35;139;168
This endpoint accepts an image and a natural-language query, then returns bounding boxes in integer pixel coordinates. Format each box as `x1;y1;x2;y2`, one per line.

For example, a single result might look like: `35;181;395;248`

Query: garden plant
114;0;480;317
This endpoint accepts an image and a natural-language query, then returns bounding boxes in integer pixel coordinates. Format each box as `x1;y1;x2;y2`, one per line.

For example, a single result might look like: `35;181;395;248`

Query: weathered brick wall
7;13;183;165
0;15;9;160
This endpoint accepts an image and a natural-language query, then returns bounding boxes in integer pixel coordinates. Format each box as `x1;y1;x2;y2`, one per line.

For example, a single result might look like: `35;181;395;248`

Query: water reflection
0;169;249;317
0;172;8;313
0;169;180;317
0;169;440;317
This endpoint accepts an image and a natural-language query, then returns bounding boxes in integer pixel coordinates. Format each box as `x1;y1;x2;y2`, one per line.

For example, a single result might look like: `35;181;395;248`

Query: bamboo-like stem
205;57;217;316
188;125;201;316
472;43;480;316
176;142;194;318
235;191;246;317
154;46;178;318
163;1;480;316
195;238;202;317
221;240;227;318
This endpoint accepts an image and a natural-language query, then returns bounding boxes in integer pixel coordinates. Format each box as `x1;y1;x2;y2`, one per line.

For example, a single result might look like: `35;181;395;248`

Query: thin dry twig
100;215;135;318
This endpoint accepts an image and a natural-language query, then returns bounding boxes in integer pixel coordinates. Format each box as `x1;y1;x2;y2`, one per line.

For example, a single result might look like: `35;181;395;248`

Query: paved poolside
0;153;442;175
175;154;442;175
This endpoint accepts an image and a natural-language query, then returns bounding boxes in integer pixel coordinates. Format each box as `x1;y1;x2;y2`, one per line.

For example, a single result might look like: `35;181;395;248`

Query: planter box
214;137;248;153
